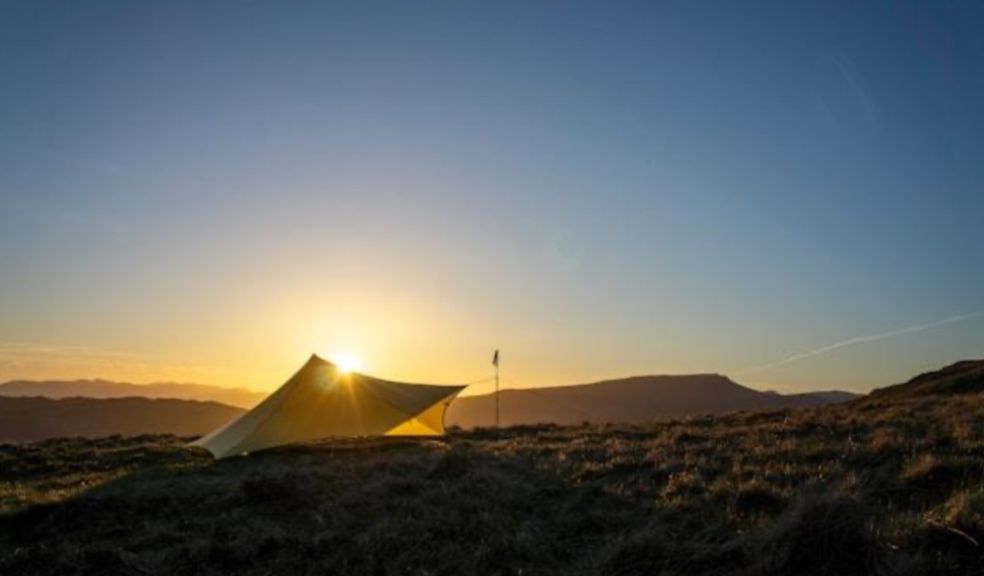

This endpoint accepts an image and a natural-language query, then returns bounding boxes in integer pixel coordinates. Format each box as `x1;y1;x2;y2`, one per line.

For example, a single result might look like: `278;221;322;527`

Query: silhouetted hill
868;359;984;400
446;374;855;428
784;390;861;405
0;397;245;442
0;379;265;409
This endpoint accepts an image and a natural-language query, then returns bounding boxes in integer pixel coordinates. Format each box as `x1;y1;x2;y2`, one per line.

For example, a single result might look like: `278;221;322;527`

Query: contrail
742;310;984;374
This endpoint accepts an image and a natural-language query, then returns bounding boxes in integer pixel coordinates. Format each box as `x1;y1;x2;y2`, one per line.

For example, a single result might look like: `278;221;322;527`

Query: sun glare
332;351;362;374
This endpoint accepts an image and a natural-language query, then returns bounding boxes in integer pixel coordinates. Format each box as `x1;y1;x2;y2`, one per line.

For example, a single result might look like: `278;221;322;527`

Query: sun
332;351;362;374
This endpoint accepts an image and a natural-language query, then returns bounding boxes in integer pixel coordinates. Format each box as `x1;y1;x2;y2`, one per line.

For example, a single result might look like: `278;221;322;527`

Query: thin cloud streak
742;310;984;374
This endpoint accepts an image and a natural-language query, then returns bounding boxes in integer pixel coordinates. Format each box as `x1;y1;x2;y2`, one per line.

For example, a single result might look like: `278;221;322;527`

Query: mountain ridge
446;373;858;428
867;359;984;400
0;378;266;409
1;373;861;435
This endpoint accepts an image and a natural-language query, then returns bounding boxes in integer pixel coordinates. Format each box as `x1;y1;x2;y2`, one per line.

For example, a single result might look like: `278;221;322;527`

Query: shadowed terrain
1;388;980;575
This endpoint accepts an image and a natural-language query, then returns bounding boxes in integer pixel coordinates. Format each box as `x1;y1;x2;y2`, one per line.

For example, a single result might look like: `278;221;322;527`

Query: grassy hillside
868;360;984;400
0;397;244;442
1;392;981;575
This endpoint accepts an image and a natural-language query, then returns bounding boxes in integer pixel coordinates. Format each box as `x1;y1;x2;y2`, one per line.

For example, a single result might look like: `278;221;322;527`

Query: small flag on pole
492;349;499;367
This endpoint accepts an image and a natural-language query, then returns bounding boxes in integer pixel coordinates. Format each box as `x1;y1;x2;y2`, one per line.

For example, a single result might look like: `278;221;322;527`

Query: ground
1;393;982;576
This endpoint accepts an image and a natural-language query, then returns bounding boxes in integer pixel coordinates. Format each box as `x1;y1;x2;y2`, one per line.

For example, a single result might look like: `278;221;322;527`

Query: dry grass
1;392;981;575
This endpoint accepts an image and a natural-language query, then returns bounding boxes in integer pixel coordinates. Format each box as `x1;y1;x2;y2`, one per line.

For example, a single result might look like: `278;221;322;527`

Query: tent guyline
192;354;467;459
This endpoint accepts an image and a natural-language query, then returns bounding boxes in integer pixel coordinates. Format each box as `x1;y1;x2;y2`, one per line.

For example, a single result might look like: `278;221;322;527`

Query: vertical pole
495;361;500;428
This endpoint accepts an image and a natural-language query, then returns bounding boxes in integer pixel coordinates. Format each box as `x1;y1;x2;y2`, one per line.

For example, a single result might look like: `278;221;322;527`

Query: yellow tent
192;354;466;458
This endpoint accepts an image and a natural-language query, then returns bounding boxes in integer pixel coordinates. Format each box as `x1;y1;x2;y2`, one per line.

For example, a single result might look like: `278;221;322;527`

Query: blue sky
1;1;982;392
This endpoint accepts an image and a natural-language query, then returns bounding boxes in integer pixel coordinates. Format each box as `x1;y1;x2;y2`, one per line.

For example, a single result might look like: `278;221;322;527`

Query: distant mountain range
0;396;245;443
867;359;984;400
0;379;265;408
445;374;859;428
24;366;979;441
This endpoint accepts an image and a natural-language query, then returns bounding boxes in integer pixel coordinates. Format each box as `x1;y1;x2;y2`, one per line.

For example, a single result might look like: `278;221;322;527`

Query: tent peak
307;353;334;367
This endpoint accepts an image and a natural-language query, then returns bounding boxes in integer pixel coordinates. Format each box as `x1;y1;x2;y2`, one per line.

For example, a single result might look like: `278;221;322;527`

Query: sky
1;1;983;395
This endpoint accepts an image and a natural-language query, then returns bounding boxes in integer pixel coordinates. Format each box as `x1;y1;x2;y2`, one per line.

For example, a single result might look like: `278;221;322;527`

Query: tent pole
495;361;500;429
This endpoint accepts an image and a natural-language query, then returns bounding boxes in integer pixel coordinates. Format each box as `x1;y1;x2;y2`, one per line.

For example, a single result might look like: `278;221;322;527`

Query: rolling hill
0;396;244;442
445;374;857;428
0;379;265;408
868;359;984;400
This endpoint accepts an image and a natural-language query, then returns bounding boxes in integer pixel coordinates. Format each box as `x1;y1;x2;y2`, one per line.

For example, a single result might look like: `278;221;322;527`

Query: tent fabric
192;354;466;458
